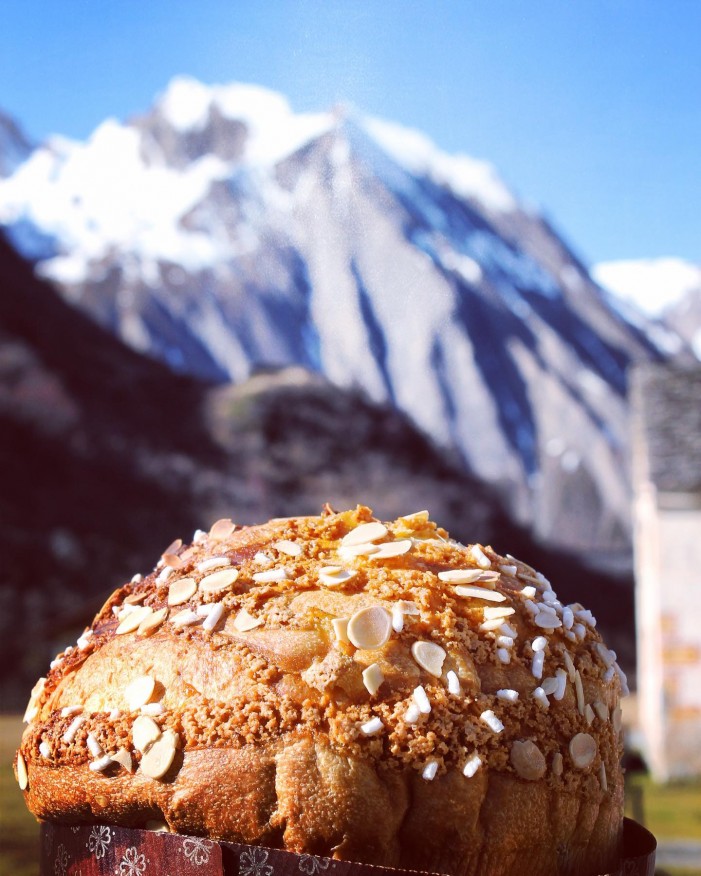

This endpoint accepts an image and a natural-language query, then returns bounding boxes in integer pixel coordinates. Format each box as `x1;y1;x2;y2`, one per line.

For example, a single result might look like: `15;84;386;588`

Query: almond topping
138;607;169;637
209;518;235;541
233;609;263;632
110;749;134;773
332;617;350;644
483;606;515;620
168;578;197;606
162;553;184;570
252;568;291;584
510;740;547;780
274;540;302;557
196;557;231;573
116;605;152;635
411;641;447;677
347;606;392;649
569;732;597;769
509;739;546;782
370;539;413;559
16;752;28;790
23;677;46;724
200;568;239;594
132;715;161;753
162;538;182;557
140;731;178;779
469;545;492;569
438;569;487;585
552;751;564;776
124;675;156;711
362;663;385;695
339;543;381;559
593;701;609;722
319;567;357;588
170;609;200;627
341;521;388;546
454;585;506;602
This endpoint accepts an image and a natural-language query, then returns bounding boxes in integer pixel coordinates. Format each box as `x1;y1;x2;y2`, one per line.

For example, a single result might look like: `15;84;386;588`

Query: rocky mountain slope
3;237;639;707
0;81;674;561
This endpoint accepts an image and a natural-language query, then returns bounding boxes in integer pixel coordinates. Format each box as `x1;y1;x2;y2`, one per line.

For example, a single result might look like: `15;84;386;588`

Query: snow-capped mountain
0;77;671;561
594;258;701;359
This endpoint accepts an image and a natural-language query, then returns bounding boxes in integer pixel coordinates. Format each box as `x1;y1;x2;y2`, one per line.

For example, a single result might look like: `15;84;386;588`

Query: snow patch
593;258;701;317
156;77;334;166
362;116;518;213
158;76;213;131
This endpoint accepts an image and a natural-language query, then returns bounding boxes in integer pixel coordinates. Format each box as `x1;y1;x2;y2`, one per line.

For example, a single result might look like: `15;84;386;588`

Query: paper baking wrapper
40;818;656;876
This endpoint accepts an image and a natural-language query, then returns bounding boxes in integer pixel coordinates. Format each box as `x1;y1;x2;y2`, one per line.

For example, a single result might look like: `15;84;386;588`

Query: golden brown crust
17;506;626;875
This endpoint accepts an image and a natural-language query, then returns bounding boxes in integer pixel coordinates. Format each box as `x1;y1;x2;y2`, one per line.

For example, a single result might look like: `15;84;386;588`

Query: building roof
632;363;701;493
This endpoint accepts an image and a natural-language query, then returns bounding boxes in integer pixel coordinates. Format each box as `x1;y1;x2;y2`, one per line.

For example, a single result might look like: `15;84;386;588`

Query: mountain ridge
0;80;678;561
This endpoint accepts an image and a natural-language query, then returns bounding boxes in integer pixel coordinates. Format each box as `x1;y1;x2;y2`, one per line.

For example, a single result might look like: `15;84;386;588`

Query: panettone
16;506;627;875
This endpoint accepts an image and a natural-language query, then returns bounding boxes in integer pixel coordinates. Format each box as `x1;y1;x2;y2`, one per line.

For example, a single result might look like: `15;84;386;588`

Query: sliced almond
362;663;385;696
110;748;134;773
469;545;492;569
454;585;506;602
140;732;177;779
233;609;263;632
552;751;564;776
162;538;182;557
124;675;156;711
341;521;388;546
170;608;200;627
162;553;184;570
411;641;446;677
483;606;515;620
274;540;302;557
16;752;28;790
138;607;169;637
168;577;197;606
593;701;610;722
510;740;546;781
569;732;597;769
438;569;487;585
23;677;46;724
209;518;236;541
200;568;239;594
319;567;357;588
196;556;231;573
132;715;161;753
124;592;147;605
332;617;350;644
370;539;413;559
347;606;392;649
252;567;292;583
339;542;381;559
116;605;152;635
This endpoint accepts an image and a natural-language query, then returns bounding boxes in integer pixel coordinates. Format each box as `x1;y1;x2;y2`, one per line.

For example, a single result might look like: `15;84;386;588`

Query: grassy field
0;715;41;876
2;713;700;875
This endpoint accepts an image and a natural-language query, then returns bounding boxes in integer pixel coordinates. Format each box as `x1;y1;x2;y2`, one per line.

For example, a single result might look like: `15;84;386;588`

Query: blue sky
1;0;699;265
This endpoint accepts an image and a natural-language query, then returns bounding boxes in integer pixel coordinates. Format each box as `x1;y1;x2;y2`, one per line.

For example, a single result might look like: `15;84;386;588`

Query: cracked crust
17;506;625;875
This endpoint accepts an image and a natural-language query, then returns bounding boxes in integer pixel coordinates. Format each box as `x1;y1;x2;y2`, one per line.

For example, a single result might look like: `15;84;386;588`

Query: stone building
632;364;701;780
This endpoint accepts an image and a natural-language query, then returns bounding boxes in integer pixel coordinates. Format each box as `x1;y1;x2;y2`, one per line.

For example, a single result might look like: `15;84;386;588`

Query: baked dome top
17;506;627;873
